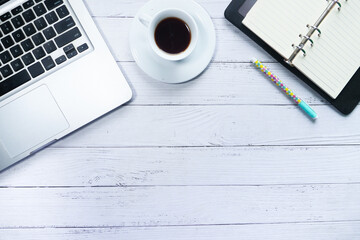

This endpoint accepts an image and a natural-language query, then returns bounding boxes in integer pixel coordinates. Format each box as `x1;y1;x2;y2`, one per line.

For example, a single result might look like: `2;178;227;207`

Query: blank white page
242;0;328;58
293;1;360;99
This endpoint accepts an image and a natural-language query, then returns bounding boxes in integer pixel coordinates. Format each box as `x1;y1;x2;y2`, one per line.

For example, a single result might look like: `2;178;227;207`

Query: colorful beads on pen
252;59;302;105
251;58;318;119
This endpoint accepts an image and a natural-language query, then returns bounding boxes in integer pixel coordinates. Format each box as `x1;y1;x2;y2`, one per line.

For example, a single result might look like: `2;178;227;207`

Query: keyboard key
10;59;24;72
10;45;23;58
0;70;31;97
28;62;44;77
34;3;46;16
22;9;36;22
0;51;12;64
23;0;35;9
63;43;77;58
63;43;73;53
11;15;25;29
0;64;13;78
34;17;47;30
43;40;56;53
66;48;77;59
56;5;69;19
0;44;3;53
41;56;55;70
54;27;81;48
11;6;23;16
0;21;14;35
45;11;58;24
21;39;35;52
44;0;63;11
23;23;36;36
32;32;45;45
1;36;15;48
12;29;26;42
32;46;45;59
55;55;66;65
54;16;75;34
77;43;88;53
43;26;56;40
22;52;35;65
0;12;11;22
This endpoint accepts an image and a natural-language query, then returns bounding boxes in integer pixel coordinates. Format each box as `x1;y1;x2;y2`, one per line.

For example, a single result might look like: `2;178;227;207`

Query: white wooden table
1;0;360;239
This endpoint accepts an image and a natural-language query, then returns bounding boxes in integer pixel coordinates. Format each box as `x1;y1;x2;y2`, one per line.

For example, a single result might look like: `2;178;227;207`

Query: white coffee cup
139;9;198;61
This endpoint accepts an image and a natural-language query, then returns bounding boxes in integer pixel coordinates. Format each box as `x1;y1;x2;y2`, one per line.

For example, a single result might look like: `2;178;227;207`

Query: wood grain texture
1;185;360;228
0;0;359;239
50;105;359;148
1;222;360;240
120;62;326;105
1;147;360;187
84;0;230;19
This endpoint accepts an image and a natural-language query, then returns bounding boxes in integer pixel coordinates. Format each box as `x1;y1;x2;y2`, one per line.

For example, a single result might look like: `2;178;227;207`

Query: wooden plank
1;185;360;228
1;222;360;240
85;0;231;19
51;105;360;148
94;18;275;63
120;62;325;105
1;147;360;187
88;18;325;105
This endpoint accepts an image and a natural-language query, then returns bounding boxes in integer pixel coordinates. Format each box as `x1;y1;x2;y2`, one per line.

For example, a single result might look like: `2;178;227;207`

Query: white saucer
130;0;216;84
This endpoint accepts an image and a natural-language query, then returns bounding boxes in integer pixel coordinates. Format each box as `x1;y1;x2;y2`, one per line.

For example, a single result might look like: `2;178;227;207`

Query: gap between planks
1;219;360;229
3;182;360;188
1;221;360;240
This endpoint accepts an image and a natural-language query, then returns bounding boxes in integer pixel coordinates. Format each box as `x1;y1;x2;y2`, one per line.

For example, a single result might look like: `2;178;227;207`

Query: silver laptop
0;0;132;171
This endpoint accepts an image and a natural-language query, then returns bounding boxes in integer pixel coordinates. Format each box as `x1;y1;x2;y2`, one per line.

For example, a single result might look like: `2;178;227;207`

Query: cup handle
138;14;152;28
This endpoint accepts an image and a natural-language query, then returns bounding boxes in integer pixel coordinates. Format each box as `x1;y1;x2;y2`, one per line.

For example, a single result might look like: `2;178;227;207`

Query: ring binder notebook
286;0;347;66
225;0;360;115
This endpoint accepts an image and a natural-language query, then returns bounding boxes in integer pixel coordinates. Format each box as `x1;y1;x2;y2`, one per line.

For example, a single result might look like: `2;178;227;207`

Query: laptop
0;0;133;171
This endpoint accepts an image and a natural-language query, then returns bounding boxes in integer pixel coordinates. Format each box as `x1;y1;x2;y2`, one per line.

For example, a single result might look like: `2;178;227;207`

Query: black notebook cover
225;0;360;115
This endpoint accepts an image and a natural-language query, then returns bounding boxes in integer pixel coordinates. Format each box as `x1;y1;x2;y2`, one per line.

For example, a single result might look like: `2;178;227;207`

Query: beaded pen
251;58;318;119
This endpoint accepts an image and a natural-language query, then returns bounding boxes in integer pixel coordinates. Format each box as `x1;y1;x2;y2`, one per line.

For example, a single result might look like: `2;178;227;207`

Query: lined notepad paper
243;0;360;99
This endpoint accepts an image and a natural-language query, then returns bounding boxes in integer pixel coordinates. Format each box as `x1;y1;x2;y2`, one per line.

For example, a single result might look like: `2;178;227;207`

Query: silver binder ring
299;34;314;47
326;0;346;11
292;44;306;57
307;24;322;37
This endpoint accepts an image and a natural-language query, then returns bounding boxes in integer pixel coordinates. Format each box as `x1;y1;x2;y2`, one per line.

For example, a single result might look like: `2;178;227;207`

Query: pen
251;58;318;120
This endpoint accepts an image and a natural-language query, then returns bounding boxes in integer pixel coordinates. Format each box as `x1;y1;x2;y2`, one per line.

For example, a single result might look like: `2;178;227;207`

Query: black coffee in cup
154;17;191;54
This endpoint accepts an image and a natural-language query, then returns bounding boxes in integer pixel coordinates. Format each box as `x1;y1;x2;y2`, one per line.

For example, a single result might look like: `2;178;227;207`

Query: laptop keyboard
0;0;92;98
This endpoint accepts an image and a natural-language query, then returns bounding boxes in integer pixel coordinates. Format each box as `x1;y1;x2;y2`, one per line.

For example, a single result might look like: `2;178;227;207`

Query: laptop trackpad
0;85;69;158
